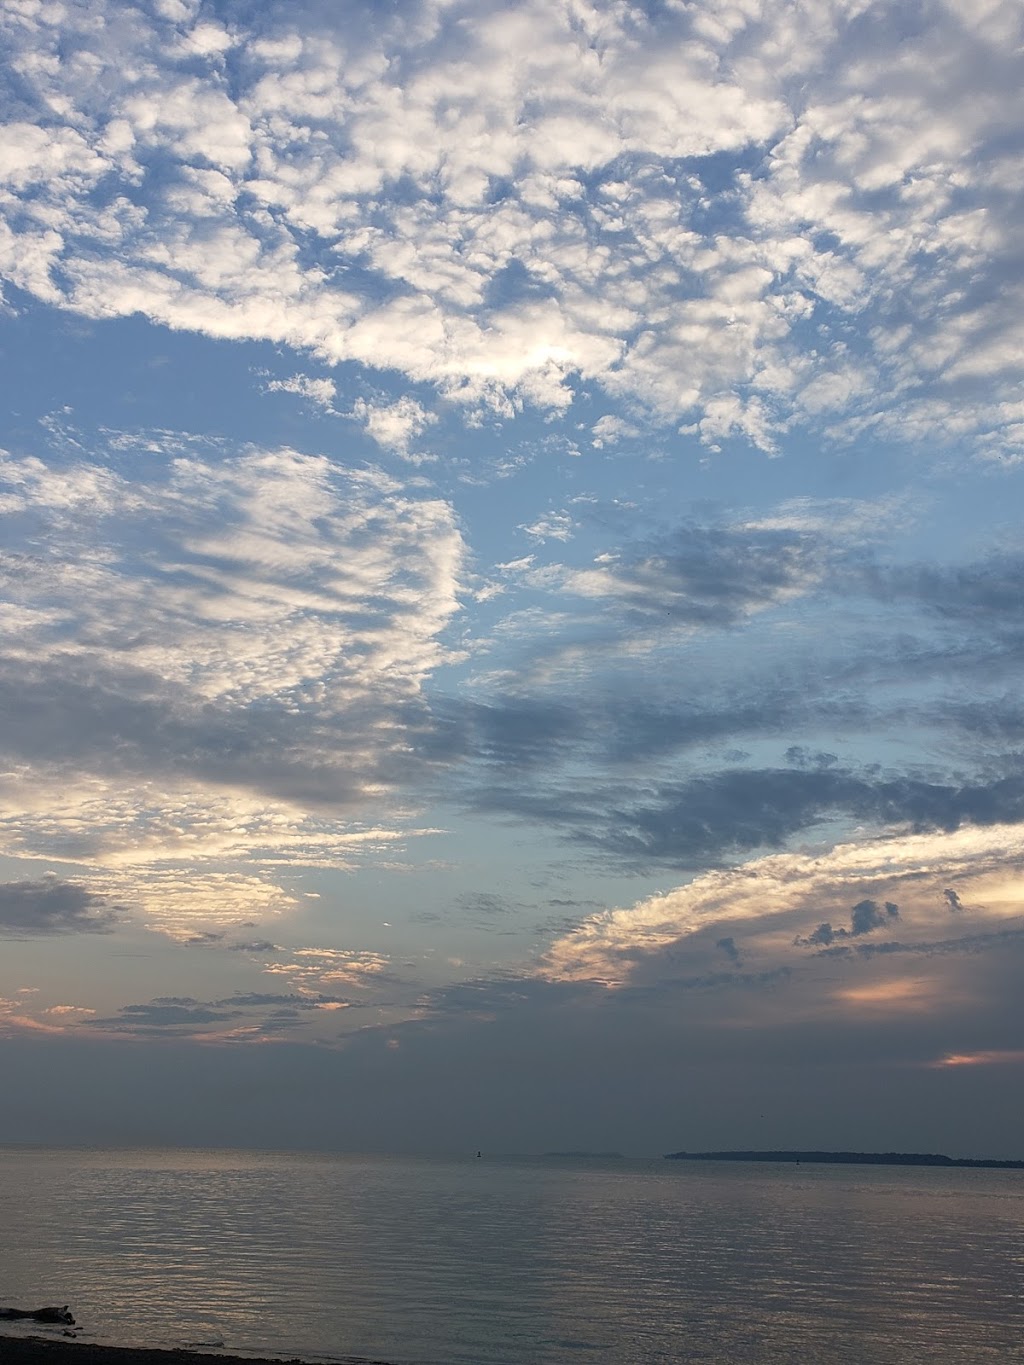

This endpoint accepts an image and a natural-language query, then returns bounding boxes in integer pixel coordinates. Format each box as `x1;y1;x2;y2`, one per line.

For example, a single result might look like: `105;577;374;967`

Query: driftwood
0;1307;75;1325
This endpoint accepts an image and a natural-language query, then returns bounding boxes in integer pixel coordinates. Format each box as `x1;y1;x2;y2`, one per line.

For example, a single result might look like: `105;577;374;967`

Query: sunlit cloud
264;947;395;992
540;823;1024;987
1;0;1021;453
929;1050;1024;1069
0;428;466;932
834;978;942;1013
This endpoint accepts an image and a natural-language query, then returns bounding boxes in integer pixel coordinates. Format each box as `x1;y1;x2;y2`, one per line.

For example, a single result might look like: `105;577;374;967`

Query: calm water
1;1147;1023;1364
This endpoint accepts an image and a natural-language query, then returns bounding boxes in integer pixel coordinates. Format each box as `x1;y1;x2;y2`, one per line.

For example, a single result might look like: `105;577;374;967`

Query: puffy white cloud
352;394;438;458
0;0;1020;453
264;372;338;410
591;415;641;448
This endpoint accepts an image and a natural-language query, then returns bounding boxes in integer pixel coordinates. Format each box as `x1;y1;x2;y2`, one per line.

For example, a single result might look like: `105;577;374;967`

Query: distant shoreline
664;1149;1024;1169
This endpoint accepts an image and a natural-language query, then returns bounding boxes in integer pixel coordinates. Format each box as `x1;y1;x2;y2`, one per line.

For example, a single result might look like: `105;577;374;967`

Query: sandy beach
0;1339;393;1365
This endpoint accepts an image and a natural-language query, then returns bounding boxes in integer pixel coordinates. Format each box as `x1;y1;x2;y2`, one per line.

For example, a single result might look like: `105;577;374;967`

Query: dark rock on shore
0;1337;394;1365
0;1314;74;1327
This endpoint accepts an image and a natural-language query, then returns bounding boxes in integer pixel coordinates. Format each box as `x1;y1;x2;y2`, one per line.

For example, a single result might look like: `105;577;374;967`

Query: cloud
0;876;118;936
851;899;900;936
0;431;465;925
83;986;371;1042
1;0;1022;453
832;978;940;1014
519;511;575;543
351;396;438;459
453;892;519;933
262;946;398;993
591;415;641;449
819;926;1024;961
526;518;830;627
799;899;900;947
715;936;741;965
540;822;1024;987
0;439;465;712
929;1049;1024;1069
473;764;1024;870
264;373;337;411
90;999;244;1033
472;498;922;693
423;508;1024;886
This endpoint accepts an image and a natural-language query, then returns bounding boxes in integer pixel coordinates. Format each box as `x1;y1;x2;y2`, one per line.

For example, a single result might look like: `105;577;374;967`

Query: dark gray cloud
0;662;434;814
86;991;356;1038
715;936;741;965
0;877;118;936
431;629;1024;787
817;927;1024;960
89;1000;243;1033
217;992;352;1009
944;889;965;913
419;696;586;770
806;922;838;947
477;764;1024;869
582;522;826;625
851;899;900;936
867;555;1024;623
3;962;1021;1156
800;899;900;948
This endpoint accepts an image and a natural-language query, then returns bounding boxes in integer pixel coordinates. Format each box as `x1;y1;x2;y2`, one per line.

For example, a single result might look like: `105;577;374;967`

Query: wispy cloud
0;428;465;929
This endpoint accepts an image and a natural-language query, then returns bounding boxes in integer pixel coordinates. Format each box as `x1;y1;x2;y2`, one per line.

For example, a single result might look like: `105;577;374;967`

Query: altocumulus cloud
1;0;1023;454
0;435;464;933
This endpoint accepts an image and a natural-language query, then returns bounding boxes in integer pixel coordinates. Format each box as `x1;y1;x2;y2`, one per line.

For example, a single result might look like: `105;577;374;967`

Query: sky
1;0;1023;1158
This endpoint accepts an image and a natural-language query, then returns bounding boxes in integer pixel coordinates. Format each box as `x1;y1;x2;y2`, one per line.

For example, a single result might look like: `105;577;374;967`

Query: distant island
665;1149;1024;1169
